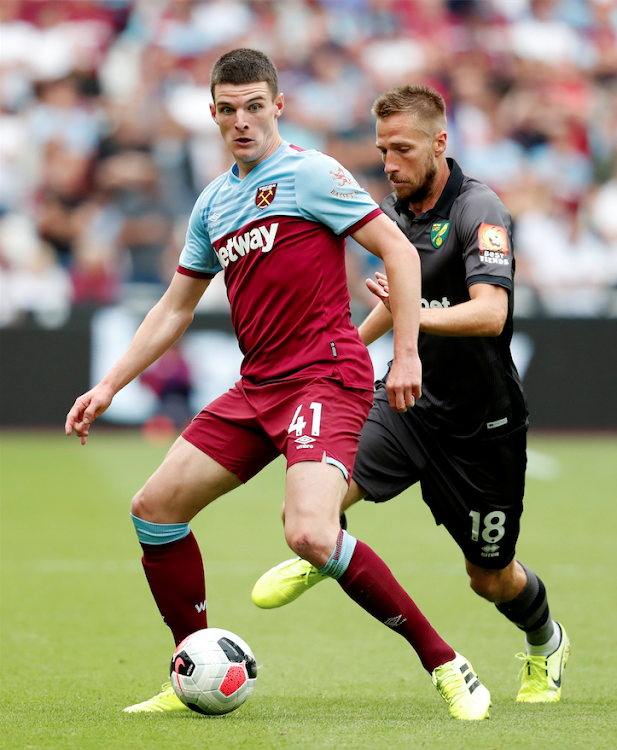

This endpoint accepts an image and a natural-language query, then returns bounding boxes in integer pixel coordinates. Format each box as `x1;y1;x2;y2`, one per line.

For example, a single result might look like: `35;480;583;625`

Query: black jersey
381;159;528;441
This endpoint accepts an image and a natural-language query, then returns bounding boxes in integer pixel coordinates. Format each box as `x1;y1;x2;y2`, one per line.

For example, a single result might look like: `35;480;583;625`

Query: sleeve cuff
342;208;383;237
177;266;216;280
468;274;512;292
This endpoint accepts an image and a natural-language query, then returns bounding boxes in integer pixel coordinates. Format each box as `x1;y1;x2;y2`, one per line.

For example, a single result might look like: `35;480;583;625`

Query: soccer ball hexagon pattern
170;628;257;715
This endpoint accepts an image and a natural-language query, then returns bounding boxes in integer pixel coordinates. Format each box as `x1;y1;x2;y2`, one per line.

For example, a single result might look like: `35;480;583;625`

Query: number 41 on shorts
288;402;323;437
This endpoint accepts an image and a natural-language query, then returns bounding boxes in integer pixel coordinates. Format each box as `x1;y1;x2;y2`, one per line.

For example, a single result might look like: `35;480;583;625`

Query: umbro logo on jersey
209;213;221;224
215;223;279;268
295;435;316;449
256;183;277;209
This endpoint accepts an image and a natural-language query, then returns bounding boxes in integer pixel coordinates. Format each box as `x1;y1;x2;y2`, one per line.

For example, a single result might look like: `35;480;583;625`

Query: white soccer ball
170;628;257;715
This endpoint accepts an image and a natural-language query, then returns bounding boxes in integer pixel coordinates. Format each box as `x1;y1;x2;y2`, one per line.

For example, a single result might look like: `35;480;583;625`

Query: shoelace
304;564;323;582
515;653;548;686
148;682;174;703
434;666;469;705
282;559;320;583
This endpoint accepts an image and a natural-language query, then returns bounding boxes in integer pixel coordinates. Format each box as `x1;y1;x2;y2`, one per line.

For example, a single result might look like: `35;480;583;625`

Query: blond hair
372;85;447;138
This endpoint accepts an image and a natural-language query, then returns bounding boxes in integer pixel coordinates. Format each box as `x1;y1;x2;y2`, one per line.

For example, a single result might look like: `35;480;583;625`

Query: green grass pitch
1;431;616;749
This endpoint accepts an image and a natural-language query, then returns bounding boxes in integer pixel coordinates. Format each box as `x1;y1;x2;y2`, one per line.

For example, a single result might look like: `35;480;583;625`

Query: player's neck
407;158;450;216
235;135;284;179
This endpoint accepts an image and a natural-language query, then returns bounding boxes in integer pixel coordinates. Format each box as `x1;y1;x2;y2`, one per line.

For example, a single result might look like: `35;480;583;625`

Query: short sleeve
456;185;514;290
178;200;222;276
295;153;381;235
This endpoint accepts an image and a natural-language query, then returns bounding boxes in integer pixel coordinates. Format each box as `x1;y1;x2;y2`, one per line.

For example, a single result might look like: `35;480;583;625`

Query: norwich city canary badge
431;221;450;248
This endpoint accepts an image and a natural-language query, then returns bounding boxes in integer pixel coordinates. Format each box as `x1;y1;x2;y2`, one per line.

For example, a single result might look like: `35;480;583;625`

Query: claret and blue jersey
178;142;380;389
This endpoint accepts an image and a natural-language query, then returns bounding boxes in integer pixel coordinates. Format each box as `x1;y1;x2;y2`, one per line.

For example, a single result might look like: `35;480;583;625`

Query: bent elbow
486;314;507;337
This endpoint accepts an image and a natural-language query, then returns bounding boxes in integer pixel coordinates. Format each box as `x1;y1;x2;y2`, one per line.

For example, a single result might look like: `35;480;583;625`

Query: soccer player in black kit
253;84;570;705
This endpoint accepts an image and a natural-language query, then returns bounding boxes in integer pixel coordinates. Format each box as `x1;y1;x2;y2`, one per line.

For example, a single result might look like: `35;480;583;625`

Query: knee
285;528;318;560
130;484;159;522
130;487;146;519
285;526;332;569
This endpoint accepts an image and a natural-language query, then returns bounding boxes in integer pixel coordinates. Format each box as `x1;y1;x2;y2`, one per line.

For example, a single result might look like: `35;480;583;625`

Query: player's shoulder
380;192;398;218
194;171;230;209
453;173;511;226
288;145;358;184
456;174;508;212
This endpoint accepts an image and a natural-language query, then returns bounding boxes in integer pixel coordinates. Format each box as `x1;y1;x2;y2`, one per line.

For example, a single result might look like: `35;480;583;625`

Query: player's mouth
388;173;407;184
234;137;254;146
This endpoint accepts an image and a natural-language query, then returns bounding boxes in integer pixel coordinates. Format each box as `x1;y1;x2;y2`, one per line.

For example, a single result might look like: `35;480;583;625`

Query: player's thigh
284;455;348;563
421;431;527;570
133;436;242;523
352;387;423;503
135;384;281;523
183;383;280;483
261;376;373;486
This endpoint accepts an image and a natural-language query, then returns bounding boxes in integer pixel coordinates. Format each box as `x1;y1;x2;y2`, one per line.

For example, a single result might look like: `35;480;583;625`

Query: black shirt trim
468;274;512;292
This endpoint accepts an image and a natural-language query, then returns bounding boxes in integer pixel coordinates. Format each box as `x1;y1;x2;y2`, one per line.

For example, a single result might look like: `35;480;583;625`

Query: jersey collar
229;141;288;182
394;158;464;222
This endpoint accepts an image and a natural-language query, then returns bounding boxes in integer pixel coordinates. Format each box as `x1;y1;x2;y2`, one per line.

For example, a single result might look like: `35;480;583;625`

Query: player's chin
391;184;412;200
232;140;255;153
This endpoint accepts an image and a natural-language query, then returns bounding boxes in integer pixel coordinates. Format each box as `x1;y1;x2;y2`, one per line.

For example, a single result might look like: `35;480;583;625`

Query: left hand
385;353;422;412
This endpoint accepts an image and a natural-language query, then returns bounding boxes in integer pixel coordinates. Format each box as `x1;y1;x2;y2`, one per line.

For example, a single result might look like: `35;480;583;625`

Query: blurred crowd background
1;0;617;333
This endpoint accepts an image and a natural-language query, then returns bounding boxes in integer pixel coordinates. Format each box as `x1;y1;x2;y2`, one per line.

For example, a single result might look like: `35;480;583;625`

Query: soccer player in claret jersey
253;84;570;705
65;51;491;720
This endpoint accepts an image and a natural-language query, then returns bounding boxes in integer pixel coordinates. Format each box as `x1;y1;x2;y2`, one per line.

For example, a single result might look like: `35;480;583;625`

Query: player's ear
210;102;217;123
434;130;447;156
274;92;284;118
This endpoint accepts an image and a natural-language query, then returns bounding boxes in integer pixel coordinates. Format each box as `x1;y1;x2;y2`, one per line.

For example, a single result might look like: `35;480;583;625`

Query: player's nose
383;156;398;174
234;110;250;130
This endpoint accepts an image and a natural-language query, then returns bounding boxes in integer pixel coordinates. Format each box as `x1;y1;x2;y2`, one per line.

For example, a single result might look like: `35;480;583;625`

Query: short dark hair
210;48;278;101
372;84;447;138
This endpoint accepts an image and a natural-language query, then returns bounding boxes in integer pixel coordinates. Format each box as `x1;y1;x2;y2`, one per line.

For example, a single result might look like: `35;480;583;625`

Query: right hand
65;384;115;445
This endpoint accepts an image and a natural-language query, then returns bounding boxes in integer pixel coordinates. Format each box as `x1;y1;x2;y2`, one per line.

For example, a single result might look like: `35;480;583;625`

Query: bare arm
358;301;393;346
65;272;211;444
420;282;508;337
365;272;508;338
351;213;422;412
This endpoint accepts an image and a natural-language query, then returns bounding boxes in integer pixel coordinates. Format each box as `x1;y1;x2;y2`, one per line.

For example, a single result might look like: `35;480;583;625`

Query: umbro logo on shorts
295;435;316;449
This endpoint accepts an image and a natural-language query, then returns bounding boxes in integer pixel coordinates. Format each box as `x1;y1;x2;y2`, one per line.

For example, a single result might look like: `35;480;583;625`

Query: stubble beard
392;159;438;205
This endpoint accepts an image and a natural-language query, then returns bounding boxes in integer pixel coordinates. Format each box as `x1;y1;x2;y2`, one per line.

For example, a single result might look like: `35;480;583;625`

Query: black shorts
352;386;527;569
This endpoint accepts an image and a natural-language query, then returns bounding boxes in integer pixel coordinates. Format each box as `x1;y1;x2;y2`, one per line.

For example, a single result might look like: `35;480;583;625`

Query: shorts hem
287;451;352;484
463;548;517;570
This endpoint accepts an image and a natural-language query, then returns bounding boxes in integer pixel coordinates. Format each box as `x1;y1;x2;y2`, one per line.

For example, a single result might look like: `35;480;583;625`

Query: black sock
496;562;555;645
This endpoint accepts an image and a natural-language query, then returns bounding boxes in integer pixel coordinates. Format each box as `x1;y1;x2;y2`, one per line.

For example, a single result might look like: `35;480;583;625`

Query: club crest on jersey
478;223;509;265
431;221;450;248
255;183;277;209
